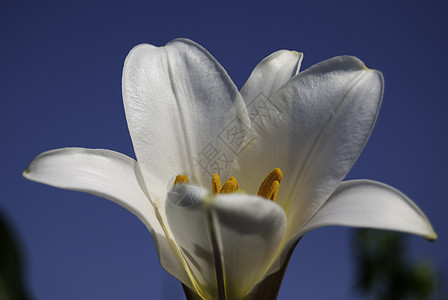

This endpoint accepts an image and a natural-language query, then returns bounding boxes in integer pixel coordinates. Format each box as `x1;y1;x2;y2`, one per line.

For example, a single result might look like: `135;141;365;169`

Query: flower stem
245;238;301;300
182;284;203;300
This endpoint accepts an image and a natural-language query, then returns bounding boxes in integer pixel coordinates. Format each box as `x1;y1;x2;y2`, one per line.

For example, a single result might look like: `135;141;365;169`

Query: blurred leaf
0;211;32;300
352;228;435;300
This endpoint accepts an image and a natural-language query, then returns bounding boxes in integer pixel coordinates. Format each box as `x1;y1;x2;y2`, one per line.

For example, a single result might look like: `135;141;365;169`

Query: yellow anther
173;175;189;186
258;168;282;201
212;173;222;196
269;180;280;202
221;176;239;194
175;168;282;202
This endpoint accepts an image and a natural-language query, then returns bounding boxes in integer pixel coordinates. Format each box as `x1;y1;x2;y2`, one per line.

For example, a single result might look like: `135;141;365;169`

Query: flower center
174;168;283;202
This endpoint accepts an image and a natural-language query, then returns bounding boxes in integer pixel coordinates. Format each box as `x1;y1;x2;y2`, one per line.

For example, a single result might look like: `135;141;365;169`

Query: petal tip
358;63;384;81
291;50;303;56
426;230;438;242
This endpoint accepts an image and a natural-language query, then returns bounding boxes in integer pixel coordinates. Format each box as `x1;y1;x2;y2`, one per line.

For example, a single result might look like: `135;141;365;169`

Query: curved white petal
23;148;193;289
122;38;250;207
213;194;286;299
240;50;303;117
233;56;384;242
165;185;217;299
165;189;286;300
297;180;437;240
23;148;153;227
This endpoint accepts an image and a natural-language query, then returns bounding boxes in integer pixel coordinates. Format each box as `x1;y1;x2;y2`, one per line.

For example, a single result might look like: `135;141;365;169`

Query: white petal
24;148;152;227
213;194;286;299
233;56;384;241
23;148;194;289
268;179;437;278
122;38;250;206
297;180;437;240
240;50;303;117
165;185;217;299
165;190;286;300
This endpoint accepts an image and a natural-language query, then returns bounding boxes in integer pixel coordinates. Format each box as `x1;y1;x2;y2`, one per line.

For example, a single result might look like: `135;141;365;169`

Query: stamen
269;180;280;202
258;168;282;201
175;168;282;202
221;176;239;194
212;174;222;196
173;175;189;185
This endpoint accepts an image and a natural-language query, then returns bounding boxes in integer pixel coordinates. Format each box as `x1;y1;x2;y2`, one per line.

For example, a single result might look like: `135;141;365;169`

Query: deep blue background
1;0;447;299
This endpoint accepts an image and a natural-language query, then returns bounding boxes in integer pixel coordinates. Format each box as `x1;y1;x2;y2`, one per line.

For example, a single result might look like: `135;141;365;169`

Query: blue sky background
1;0;447;299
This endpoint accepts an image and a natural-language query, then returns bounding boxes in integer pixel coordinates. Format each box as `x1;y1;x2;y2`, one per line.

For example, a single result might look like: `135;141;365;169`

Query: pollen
212;174;239;194
173;174;189;185
258;168;282;202
221;176;239;194
212;173;222;195
174;168;282;201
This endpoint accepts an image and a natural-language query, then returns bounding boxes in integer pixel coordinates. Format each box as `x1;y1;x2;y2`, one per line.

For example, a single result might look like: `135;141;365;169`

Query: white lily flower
23;38;436;300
